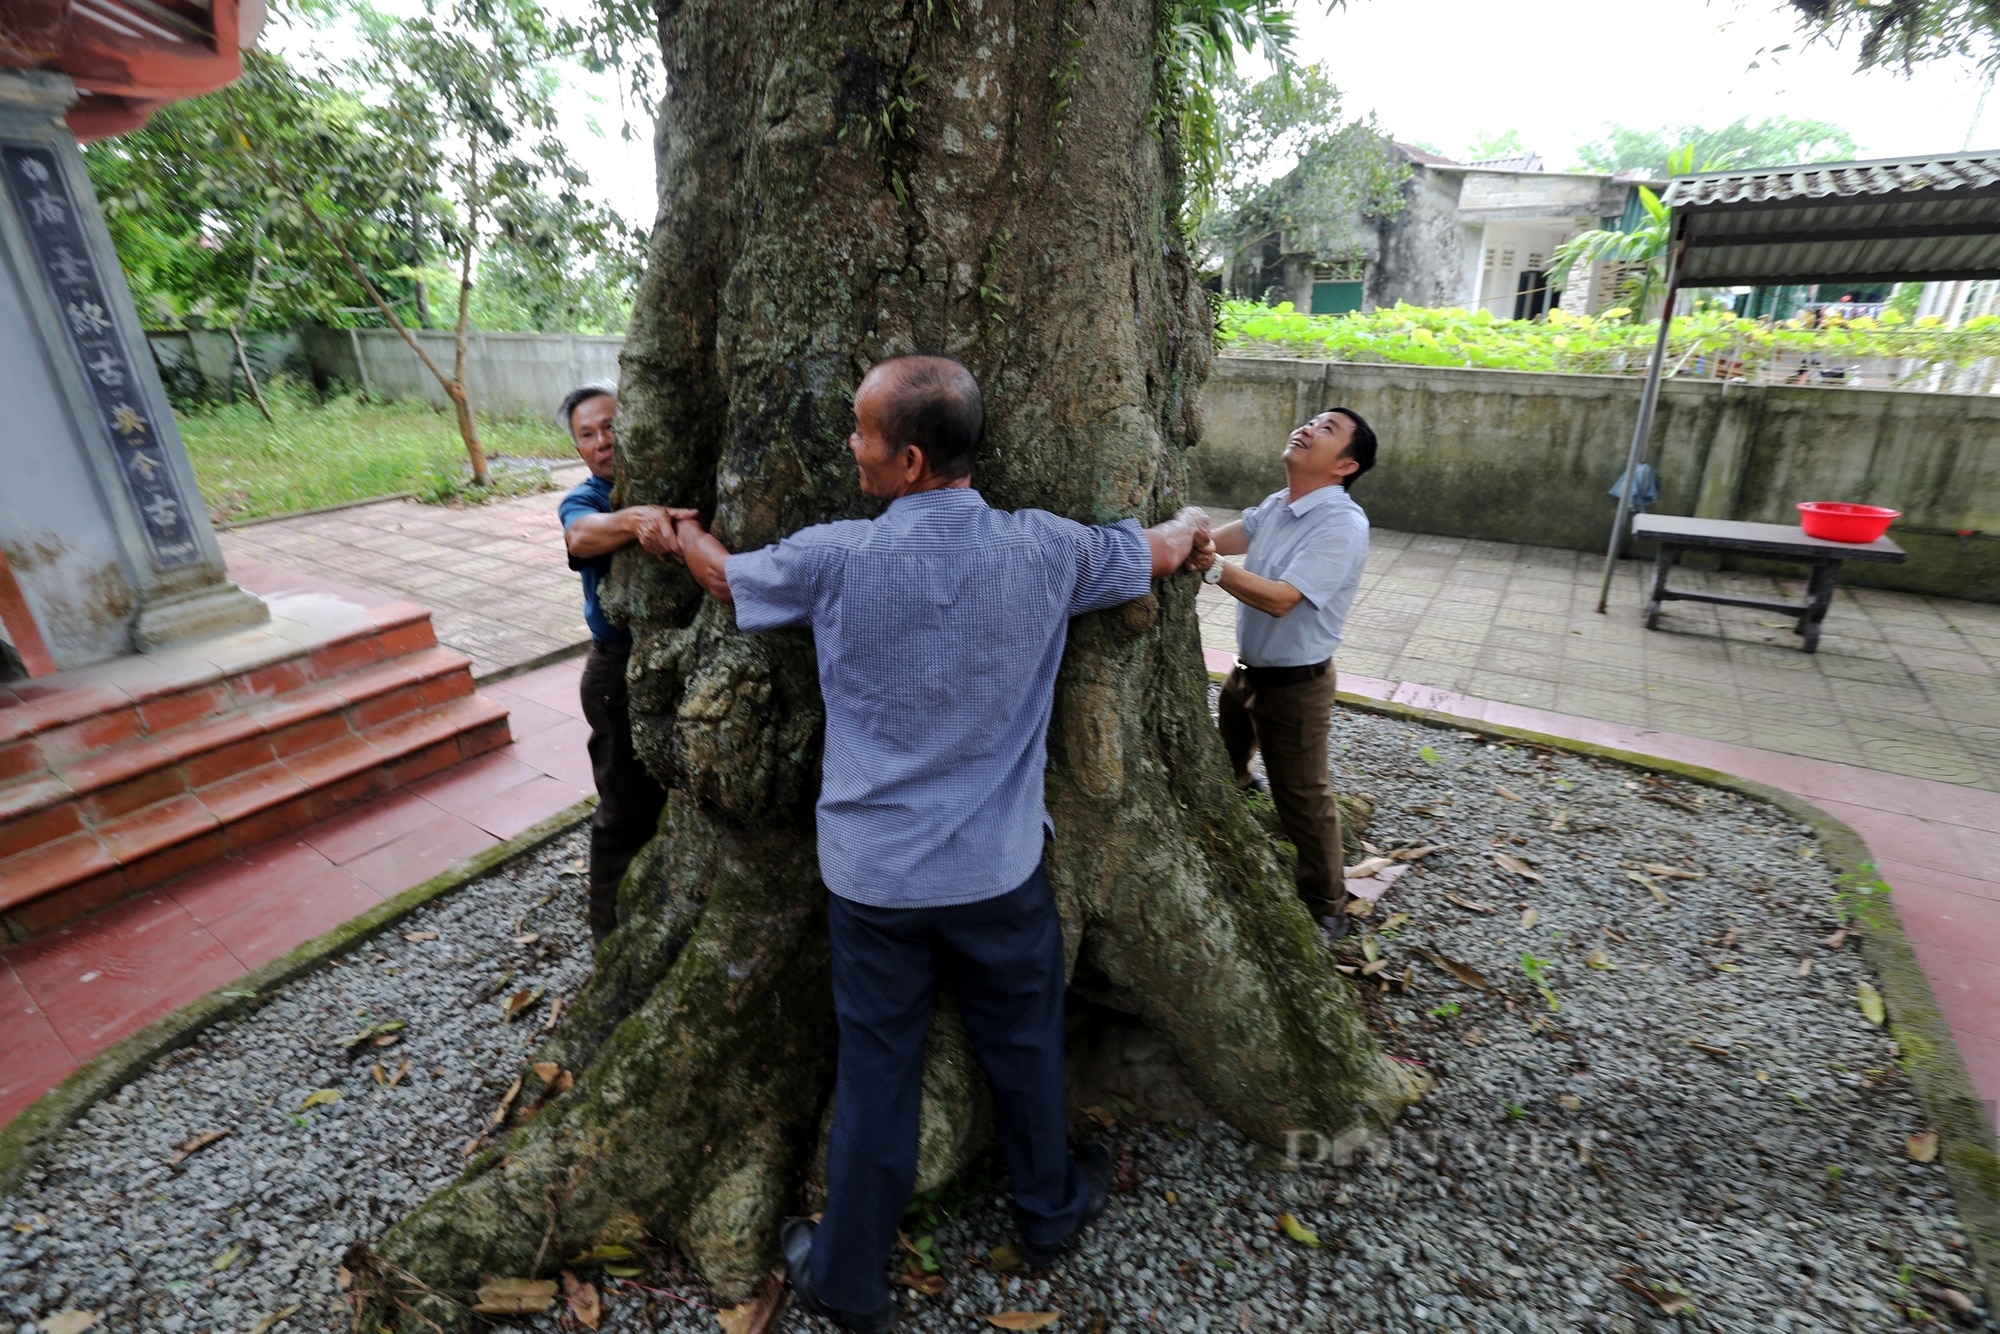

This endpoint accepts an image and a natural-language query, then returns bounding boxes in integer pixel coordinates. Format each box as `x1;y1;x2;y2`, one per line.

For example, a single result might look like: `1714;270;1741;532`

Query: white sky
276;0;2000;232
1292;0;1999;167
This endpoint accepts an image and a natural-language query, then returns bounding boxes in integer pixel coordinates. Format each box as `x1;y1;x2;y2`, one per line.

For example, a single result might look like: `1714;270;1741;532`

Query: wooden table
1631;514;1907;653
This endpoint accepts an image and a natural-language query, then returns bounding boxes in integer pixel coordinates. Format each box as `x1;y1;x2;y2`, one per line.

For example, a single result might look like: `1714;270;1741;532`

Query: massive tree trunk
363;2;1421;1324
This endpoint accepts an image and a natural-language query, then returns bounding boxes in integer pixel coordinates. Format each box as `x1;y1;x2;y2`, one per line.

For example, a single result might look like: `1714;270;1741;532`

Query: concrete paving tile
0;959;76;1125
1851;736;1985;786
1388;660;1472;692
341;809;498;895
1643;705;1752;744
205;862;380;971
1402;637;1481;667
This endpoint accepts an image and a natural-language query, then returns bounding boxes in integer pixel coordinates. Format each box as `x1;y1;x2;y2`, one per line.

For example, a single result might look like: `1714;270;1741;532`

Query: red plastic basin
1797;501;1900;543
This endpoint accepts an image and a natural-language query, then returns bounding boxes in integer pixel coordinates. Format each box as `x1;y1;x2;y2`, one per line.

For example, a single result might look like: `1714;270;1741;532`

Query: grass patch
176;378;579;524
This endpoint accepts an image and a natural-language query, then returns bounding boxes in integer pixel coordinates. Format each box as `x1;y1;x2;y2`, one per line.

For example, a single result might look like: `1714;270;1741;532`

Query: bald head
861;354;984;481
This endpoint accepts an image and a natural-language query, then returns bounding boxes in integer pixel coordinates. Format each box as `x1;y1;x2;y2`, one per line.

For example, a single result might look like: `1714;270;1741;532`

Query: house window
1513;269;1551;320
1311;260;1365;315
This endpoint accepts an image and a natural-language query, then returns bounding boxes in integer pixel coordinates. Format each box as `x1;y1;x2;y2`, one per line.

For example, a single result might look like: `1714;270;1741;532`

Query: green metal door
1310;280;1363;315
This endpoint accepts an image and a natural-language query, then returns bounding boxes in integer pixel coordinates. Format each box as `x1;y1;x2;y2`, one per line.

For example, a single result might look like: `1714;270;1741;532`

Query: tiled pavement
217;464;593;680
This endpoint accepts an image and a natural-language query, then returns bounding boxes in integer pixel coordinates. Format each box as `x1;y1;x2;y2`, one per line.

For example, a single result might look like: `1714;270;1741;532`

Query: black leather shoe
1235;773;1268;795
780;1218;895;1334
1318;911;1353;944
1020;1140;1114;1269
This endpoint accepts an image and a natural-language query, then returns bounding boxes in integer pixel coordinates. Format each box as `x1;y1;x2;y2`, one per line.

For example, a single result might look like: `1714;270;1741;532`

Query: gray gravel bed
2;712;1987;1333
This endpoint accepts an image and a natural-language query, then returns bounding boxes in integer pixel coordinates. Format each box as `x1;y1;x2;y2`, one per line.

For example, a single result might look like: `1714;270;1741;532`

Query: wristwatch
1204;561;1225;585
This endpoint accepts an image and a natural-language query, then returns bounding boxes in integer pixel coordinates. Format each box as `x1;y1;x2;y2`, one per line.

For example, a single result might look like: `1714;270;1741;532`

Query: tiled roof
1662;154;2000;208
1659;152;2000;285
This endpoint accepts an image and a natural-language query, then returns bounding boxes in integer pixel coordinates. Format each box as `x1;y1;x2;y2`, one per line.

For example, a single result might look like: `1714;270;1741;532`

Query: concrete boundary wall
299;327;622;421
274;330;2000;602
1194;356;2000;603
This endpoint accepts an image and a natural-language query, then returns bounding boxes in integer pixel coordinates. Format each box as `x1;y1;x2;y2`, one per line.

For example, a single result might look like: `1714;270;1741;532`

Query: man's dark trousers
1218;662;1344;917
812;863;1092;1315
579;642;667;942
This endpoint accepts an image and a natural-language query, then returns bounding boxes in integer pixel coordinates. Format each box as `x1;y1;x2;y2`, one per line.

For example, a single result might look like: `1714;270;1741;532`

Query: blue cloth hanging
1609;461;1660;512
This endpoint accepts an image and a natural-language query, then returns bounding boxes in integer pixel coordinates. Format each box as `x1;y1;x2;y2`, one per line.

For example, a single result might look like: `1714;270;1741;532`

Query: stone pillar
0;70;266;674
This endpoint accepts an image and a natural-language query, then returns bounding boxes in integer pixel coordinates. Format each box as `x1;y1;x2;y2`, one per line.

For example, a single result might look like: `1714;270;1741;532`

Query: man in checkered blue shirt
670;354;1209;1332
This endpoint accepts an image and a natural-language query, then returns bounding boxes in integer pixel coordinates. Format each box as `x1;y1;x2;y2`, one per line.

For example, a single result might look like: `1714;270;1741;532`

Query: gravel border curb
0;798;596;1199
1336;686;2000;1318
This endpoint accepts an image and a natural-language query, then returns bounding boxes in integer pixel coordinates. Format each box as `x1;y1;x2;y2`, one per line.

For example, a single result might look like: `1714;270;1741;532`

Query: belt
1238;658;1331;687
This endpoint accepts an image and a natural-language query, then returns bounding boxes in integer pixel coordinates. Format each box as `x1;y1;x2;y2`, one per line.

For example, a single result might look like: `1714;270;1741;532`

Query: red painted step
0;599;509;940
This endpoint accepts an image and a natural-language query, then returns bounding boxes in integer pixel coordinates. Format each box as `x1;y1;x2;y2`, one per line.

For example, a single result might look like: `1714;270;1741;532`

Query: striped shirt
727;487;1151;908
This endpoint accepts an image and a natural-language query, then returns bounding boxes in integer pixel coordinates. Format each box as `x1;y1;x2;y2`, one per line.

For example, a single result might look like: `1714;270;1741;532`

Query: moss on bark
365;2;1419;1323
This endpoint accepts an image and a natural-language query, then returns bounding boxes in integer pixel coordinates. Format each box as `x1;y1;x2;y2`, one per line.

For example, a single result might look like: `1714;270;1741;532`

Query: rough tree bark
363;2;1421;1323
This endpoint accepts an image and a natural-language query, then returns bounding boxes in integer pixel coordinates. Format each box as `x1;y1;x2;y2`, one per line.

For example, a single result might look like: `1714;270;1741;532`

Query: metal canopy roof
1659;152;2000;286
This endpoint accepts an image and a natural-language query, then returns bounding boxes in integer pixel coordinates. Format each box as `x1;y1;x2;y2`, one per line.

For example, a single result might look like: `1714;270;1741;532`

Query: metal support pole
1596;240;1684;615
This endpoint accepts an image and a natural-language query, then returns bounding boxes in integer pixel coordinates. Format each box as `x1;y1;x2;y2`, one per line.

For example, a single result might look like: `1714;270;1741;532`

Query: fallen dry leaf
1492;852;1543;882
1930;1286;1976;1316
1390;845;1441;862
1687;1041;1732;1058
1548;811;1570;832
491;1077;524;1127
1642;863;1702;880
1797;957;1814;977
1378;912;1412;931
514;932;541;945
370;1063;389;1086
1345;856;1395;879
1826;928;1850;949
1613;1276;1692;1315
1277;1212;1320;1247
1584;948;1617;971
896;1267;946;1295
169;1129;228;1165
1858;981;1886;1026
987;1244;1026;1272
297;1089;341;1112
1423;950;1491;991
1360;959;1390;976
1907;1130;1941;1164
563;1271;602;1331
1462;1028;1486;1046
472;1277;558;1316
502;987;545;1022
403;930;438;942
532;1061;563;1084
387;1057;412;1088
1557;1095;1583;1112
1495;785;1524;802
1520;907;1539;929
1080;1105;1116;1129
247;1305;300;1334
984;1314;1061;1331
1445;892;1497;914
39;1312;97;1334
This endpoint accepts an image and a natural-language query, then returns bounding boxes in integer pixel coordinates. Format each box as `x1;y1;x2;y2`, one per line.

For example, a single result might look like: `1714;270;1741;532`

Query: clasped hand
1176;506;1218;575
630;506;702;561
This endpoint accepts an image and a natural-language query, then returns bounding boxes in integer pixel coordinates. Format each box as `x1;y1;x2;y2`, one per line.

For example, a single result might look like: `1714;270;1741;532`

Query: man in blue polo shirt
556;381;680;948
668;354;1209;1332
